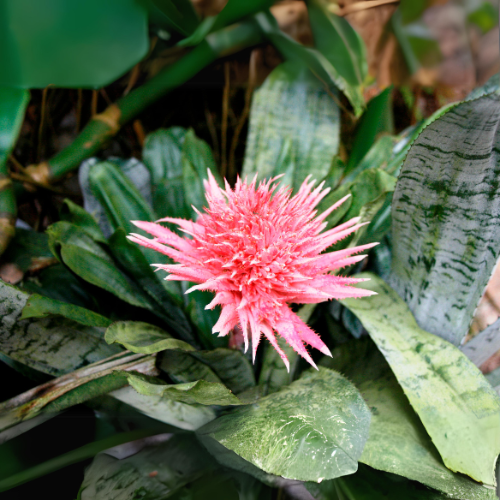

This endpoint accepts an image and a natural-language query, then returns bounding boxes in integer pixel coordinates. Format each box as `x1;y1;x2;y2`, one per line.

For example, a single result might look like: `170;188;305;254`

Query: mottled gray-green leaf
242;61;339;192
197;367;371;482
105;321;194;354
126;373;244;406
20;294;111;327
341;273;500;486
80;434;211;500
322;339;497;500
389;91;500;345
0;280;120;377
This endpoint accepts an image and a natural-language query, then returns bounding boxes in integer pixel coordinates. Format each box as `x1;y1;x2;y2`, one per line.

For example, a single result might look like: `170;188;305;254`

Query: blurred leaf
308;0;367;86
468;2;499;34
2;228;53;272
79;434;212;500
345;87;393;175
321;339;498;500
105;321;195;354
160;349;222;384
126;373;245;406
0;280;120;377
110;386;216;430
0;0;148;88
179;0;275;47
243;62;340;192
152;0;200;36
20;293;111;327
198;367;371;481
60;199;106;243
0;87;29;166
255;11;365;116
389;89;500;345
341;274;500;487
0;429;160;494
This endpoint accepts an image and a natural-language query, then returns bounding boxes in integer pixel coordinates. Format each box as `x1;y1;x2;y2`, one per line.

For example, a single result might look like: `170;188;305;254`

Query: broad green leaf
345;87;393;175
197;367;371;482
60;199;106;243
321;339;497;500
126;373;244;406
341;273;500;486
468;2;498;34
111;386;216;430
79;434;212;500
242;61;340;192
2;228;53;272
20;294;111;327
308;0;367;86
105;321;195;354
152;0;200;36
0;280;120;377
0;0;148;88
389;90;500;345
254;11;365;116
160;349;222;385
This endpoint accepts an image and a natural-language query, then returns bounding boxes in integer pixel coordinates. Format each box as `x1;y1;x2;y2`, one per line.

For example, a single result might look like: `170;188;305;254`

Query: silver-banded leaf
390;90;500;345
20;294;111;328
0;280;120;376
126;373;245;406
105;321;195;354
242;61;339;191
197;367;371;482
321;340;497;500
341;273;500;486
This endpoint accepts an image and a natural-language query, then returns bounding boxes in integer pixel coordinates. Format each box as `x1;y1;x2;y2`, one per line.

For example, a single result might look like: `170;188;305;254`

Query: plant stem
25;20;263;184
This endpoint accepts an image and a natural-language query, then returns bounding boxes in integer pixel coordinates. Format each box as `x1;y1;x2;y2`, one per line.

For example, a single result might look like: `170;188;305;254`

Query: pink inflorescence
128;172;376;370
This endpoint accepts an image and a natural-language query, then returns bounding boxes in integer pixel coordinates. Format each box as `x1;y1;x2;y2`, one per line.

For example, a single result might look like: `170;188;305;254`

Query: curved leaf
389;90;500;345
341;273;500;486
198;367;371;482
242;61;340;192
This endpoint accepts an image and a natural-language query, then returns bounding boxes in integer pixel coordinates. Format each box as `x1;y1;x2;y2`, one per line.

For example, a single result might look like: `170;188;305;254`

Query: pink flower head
128;172;376;370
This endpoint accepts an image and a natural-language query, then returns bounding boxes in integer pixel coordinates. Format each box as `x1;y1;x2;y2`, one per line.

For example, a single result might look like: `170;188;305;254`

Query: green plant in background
1;1;500;499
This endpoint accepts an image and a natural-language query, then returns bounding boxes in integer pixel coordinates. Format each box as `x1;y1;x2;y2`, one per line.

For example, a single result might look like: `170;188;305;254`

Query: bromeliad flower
128;172;376;370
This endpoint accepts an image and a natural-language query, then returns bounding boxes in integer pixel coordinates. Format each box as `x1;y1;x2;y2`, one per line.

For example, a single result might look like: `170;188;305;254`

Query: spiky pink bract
128;172;376;370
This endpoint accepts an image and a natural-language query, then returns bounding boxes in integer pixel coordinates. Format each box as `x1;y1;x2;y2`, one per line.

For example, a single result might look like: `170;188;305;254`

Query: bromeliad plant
1;2;500;499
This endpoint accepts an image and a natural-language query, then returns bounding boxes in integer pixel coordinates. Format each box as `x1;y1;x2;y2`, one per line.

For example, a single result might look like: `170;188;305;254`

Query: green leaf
0;87;29;167
0;0;148;88
308;0;367;87
79;434;212;500
198;367;371;482
0;280;120;377
468;2;498;34
88;161;156;237
389;90;500;345
254;11;365;116
242;61;340;191
345;87;393;175
321;339;497;500
60;199;106;243
341;273;500;487
2;228;53;273
105;321;195;354
20;294;111;327
126;373;244;406
110;386;216;430
152;0;200;36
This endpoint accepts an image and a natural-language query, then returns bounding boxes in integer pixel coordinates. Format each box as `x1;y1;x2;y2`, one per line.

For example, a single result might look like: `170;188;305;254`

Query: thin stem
220;61;231;178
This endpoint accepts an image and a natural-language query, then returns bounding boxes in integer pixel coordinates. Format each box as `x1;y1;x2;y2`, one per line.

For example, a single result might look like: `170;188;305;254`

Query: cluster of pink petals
128;172;376;370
